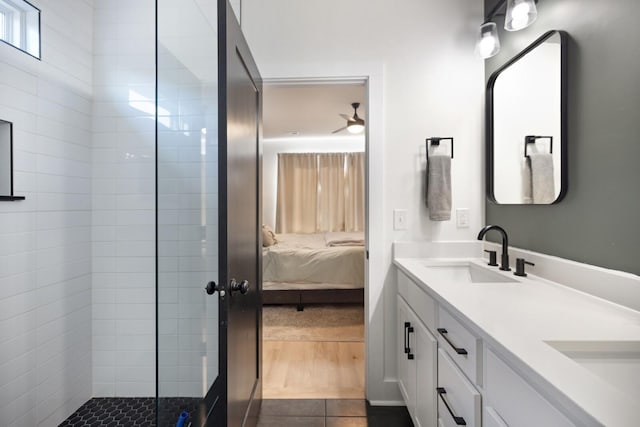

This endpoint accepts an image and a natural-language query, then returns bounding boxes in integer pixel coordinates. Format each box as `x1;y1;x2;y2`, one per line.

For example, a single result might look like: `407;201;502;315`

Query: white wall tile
91;0;156;398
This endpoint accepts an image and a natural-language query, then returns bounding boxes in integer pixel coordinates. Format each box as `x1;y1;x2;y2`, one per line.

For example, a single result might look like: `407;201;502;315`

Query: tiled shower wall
1;0;221;424
0;1;94;426
91;0;156;397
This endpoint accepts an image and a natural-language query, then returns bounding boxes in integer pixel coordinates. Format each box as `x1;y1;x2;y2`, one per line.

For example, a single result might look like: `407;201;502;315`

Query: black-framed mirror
486;30;567;205
0;119;24;201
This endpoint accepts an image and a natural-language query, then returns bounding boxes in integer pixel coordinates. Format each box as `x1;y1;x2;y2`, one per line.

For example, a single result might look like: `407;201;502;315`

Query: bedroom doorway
260;81;367;399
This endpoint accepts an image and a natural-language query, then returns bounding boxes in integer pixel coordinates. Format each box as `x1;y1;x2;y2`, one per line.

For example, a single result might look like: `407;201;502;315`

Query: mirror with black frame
487;30;567;205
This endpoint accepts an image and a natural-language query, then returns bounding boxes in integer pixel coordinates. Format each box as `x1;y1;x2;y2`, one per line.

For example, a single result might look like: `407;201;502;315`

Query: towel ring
426;137;454;159
524;135;553;157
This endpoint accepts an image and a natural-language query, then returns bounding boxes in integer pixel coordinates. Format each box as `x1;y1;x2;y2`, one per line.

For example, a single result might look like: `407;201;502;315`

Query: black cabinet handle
437;387;467;426
437;328;468;355
407;324;415;360
403;322;410;354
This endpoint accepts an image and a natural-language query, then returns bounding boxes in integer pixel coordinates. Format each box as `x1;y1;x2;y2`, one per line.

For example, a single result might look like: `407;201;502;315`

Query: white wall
91;0;156;397
262;136;365;228
0;1;94;426
242;0;484;402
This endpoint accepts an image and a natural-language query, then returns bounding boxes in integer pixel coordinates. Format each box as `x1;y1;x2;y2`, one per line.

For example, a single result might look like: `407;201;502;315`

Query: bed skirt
262;281;364;307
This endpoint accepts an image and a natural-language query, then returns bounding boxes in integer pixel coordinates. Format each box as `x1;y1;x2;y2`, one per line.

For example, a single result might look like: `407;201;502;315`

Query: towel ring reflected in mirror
524;135;553;158
486;30;568;205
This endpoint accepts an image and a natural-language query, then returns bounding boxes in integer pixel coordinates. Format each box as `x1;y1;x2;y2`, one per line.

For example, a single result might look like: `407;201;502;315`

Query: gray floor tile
326;400;367;417
257;415;326;427
326;417;368;427
259;399;326;417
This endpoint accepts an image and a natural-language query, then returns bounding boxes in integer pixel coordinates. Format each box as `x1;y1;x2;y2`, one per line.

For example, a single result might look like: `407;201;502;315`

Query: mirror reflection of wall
0;119;12;196
489;31;566;204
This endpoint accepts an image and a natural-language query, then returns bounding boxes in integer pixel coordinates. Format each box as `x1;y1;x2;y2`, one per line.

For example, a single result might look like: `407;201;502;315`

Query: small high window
0;0;40;59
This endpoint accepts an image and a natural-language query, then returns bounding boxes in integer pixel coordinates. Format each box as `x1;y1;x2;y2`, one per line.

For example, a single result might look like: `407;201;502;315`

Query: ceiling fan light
347;124;364;134
347;118;365;134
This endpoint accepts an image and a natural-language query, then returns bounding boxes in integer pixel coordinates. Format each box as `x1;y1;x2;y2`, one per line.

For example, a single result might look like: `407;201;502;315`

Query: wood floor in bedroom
262;304;365;399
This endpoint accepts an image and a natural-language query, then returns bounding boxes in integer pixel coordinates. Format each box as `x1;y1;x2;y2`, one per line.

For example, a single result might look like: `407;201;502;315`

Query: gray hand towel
521;158;533;204
528;153;555;203
426;154;451;221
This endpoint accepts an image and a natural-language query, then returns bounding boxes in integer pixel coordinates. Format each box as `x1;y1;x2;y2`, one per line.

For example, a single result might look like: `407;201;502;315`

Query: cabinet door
414;317;438;427
397;296;416;419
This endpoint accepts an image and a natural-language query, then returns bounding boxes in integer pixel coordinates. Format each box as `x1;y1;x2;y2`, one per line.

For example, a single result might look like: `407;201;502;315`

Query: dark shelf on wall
0;195;26;201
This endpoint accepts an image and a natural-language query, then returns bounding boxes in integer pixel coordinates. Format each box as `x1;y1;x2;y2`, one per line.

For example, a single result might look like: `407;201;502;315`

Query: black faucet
477;225;511;271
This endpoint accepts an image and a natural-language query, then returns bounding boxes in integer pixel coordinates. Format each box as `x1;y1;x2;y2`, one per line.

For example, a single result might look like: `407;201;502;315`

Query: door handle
230;279;249;295
204;281;225;297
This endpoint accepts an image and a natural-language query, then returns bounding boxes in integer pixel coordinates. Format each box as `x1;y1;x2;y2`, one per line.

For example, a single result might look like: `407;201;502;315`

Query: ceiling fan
332;102;365;134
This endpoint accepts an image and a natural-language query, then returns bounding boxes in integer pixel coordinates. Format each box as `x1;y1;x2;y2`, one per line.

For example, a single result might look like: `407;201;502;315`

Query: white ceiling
263;82;366;140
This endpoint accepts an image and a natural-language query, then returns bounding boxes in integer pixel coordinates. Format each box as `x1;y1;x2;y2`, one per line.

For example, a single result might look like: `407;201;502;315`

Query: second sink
421;261;519;284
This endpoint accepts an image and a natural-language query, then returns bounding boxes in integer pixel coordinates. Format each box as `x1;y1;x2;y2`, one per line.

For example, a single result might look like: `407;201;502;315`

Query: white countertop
394;256;640;427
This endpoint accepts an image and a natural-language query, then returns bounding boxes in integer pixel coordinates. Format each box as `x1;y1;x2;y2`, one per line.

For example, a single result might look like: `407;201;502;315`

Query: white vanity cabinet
397;275;438;427
396;266;579;427
483;348;575;427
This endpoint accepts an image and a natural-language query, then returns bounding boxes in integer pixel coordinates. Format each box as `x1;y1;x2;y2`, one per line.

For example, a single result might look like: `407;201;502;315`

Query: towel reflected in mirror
522;153;555;204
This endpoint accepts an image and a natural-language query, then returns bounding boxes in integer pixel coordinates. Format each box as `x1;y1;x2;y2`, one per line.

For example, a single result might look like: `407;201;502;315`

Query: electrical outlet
456;208;470;228
394;209;408;230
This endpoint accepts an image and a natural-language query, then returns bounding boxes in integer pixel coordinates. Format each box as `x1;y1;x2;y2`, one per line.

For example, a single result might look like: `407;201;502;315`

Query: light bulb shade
477;22;500;59
347;119;365;134
504;0;537;31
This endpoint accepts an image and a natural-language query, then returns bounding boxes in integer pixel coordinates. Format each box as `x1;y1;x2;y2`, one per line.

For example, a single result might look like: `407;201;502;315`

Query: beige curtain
317;153;346;232
276;152;365;233
275;153;318;233
345;152;365;232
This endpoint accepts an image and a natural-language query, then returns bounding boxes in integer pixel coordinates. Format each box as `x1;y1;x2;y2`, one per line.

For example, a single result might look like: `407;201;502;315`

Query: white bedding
263;232;365;287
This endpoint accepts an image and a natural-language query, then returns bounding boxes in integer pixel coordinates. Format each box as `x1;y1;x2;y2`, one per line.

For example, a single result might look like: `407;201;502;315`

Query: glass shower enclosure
156;0;220;424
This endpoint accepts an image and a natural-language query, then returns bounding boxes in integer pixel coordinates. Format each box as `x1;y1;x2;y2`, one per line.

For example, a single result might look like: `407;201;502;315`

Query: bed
262;232;365;309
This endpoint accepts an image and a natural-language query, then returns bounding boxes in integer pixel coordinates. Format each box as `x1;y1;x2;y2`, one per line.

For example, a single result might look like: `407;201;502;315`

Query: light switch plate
456;208;470;228
394;209;408;230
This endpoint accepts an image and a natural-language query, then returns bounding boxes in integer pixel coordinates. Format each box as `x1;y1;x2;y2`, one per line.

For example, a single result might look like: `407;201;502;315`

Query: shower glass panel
157;0;219;423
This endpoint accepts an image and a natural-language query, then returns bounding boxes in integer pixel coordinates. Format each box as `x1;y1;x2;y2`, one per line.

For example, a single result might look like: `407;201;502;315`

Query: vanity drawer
484;406;509;427
437;306;481;384
438;349;481;427
484;348;575;427
398;270;437;333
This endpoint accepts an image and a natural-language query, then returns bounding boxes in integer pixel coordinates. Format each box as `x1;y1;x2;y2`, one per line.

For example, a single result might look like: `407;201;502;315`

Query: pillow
262;225;277;247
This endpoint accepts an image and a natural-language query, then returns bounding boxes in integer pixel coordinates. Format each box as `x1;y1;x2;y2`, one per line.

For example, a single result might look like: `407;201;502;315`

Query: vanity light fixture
477;0;539;59
505;0;538;31
477;22;501;59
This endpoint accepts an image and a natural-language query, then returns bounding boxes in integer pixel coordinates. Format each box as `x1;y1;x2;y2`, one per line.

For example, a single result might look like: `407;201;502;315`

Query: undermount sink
545;340;640;397
421;261;519;284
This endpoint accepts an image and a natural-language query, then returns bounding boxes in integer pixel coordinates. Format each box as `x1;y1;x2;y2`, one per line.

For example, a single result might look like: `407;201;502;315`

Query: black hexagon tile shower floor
59;397;200;426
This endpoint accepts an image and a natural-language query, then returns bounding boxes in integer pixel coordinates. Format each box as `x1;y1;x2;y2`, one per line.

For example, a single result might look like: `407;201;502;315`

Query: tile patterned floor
59;398;412;427
58;397;200;426
257;399;413;427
